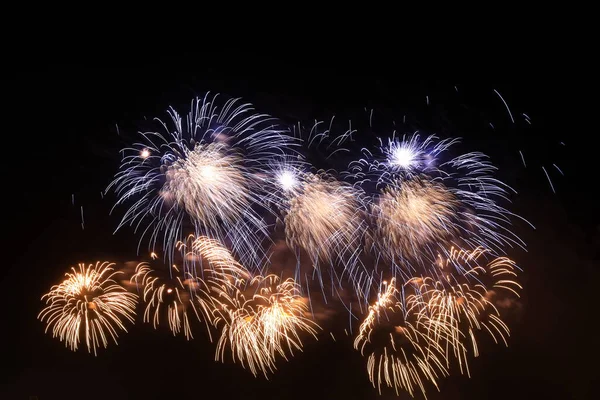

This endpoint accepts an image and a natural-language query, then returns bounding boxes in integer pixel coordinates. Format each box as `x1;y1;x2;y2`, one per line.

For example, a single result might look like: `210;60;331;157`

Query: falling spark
542;166;555;193
553;164;564;176
519;150;526;167
493;89;515;123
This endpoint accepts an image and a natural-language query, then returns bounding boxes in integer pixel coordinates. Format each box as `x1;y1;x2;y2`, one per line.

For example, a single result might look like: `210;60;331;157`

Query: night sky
1;63;596;399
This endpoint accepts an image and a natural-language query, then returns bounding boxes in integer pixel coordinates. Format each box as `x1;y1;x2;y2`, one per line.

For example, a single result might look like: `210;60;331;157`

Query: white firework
108;94;299;270
347;132;533;274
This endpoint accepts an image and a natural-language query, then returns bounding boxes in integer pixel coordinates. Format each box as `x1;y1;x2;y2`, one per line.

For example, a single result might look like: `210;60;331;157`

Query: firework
354;247;521;397
371;177;460;264
354;278;450;397
346;134;457;185
38;262;138;355
260;159;308;210
130;262;202;340
213;274;320;378
178;235;319;377
348;132;531;271
108;94;298;269
407;246;522;376
176;234;251;290
283;173;368;280
50;88;536;399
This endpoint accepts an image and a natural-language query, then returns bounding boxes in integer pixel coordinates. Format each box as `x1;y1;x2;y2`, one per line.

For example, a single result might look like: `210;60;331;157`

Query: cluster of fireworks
40;93;530;397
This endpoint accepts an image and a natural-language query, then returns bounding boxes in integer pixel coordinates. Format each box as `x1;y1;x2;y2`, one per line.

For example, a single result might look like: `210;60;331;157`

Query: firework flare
38;262;138;355
259;158;308;211
108;94;298;269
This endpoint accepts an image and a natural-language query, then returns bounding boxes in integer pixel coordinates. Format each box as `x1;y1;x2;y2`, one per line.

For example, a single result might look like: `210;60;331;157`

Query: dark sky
1;63;596;399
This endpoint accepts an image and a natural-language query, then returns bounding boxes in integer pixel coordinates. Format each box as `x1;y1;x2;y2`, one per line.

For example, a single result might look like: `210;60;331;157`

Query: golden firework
354;278;450;397
284;173;367;266
131;262;202;340
180;234;319;377
38;262;138;355
372;177;459;263
213;274;320;378
408;246;522;376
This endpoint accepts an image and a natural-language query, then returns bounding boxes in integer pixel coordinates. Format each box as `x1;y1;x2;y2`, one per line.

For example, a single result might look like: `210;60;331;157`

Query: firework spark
108;94;298;269
38;262;138;355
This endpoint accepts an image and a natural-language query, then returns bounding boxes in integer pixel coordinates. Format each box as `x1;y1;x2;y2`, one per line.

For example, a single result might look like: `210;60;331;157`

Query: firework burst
370;177;460;265
407;246;522;376
130;261;202;340
39;262;138;355
179;235;319;377
108;94;298;269
354;277;450;397
281;172;371;298
284;173;364;263
347;132;532;272
213;274;320;378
